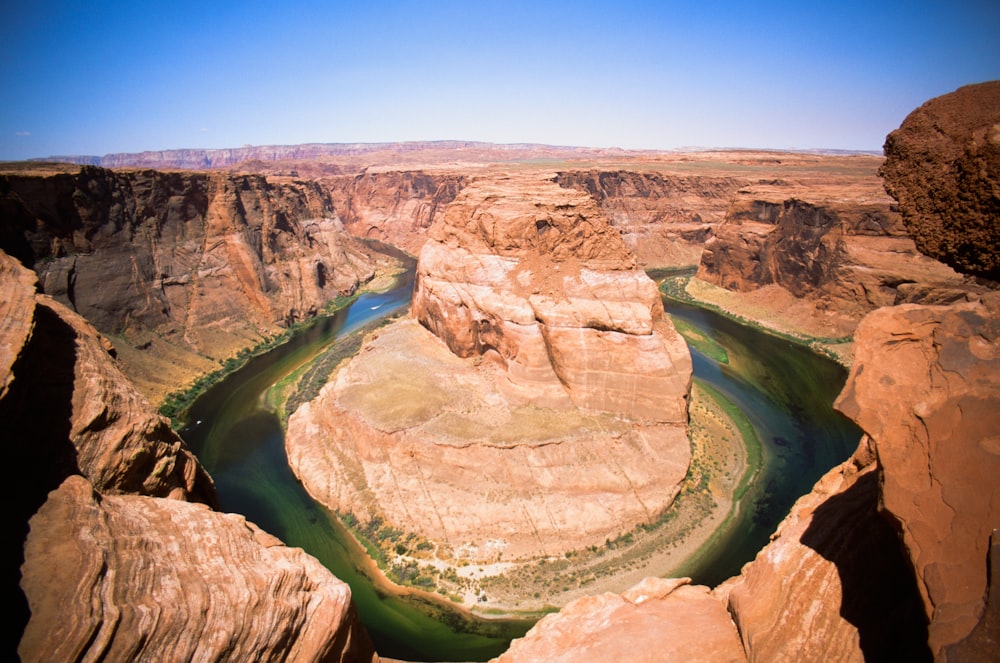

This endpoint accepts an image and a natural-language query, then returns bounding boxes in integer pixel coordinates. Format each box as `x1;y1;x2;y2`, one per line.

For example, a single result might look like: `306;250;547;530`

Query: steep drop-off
0;164;385;400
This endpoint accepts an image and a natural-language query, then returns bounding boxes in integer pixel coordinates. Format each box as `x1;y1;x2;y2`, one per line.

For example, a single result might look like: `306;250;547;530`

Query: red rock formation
412;173;691;422
493;577;747;663
324;169;465;255
1;166;383;397
286;172;692;571
555;170;738;268
19;475;375;663
835;294;1000;656
881;81;1000;281
697;192;979;326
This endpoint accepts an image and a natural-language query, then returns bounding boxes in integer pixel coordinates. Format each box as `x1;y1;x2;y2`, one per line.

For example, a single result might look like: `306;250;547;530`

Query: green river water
181;267;861;661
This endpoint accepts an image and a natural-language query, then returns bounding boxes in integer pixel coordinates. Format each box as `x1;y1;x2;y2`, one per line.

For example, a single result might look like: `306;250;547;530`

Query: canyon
2;81;998;661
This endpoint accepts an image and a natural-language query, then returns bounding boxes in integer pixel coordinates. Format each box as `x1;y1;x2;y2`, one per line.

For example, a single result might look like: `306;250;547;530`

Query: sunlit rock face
412;173;691;423
835;293;1000;656
0;165;383;398
286;173;692;565
19;476;375;663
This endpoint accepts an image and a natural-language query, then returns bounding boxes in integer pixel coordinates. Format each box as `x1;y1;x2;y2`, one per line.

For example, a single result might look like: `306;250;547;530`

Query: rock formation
494;577;746;663
0;165;384;399
324;169;465;255
412;174;691;422
835;294;1000;656
696;185;980;328
3;248;376;660
286;173;692;567
493;84;1000;662
555;169;736;268
881;81;1000;281
19;475;374;663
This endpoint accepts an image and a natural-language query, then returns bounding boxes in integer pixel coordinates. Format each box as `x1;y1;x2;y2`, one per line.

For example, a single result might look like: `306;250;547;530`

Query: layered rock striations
0;165;383;398
3;248;375;661
412;174;691;422
494;84;1000;662
20;475;374;663
324;169;465;255
697;189;981;327
555;169;738;268
287;174;692;567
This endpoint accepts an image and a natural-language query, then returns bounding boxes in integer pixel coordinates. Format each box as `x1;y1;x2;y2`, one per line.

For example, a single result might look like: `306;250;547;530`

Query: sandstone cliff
881;81;1000;281
555;169;737;268
494;84;1000;663
286;173;692;575
3;248;376;661
324;169;465;255
20;475;374;663
0;164;384;399
696;187;981;328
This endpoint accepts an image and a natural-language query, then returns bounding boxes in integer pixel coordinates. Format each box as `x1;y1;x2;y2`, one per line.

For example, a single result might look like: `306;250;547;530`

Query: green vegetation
158;293;361;428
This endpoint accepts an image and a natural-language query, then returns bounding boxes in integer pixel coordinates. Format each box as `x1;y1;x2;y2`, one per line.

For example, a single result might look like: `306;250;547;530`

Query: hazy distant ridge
36;141;880;170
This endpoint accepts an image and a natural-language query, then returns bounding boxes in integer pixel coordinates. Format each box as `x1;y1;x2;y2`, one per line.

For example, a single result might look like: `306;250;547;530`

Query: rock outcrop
3;246;376;660
493;577;746;663
555;170;737;268
286;173;692;570
324;169;465;255
20;475;375;663
0;165;384;399
697;188;980;328
412;174;691;422
881;81;1000;281
835;294;1000;656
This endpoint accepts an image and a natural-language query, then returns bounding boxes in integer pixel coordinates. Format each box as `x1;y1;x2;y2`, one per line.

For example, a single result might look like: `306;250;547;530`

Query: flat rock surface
287;318;690;562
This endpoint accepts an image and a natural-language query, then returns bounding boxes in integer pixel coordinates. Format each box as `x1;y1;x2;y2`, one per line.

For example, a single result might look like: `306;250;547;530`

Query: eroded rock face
721;438;931;662
554;170;736;268
835;293;1000;655
0;166;382;396
412;173;691;423
19;475;375;663
286;173;692;567
325;169;465;255
697;193;979;326
492;577;746;663
881;81;1000;281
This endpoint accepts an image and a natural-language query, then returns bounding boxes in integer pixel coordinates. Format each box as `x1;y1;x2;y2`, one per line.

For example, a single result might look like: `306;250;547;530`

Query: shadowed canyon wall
0;165;384;399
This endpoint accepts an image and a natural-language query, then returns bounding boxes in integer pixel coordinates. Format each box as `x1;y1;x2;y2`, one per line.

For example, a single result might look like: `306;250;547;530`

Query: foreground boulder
881;81;1000;281
19;475;375;663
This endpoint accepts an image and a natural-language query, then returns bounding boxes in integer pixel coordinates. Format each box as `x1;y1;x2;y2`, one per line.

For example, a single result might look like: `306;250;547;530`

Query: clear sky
2;0;998;160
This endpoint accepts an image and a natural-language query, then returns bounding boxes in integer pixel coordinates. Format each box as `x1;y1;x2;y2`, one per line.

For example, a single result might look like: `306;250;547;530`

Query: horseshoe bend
285;174;694;572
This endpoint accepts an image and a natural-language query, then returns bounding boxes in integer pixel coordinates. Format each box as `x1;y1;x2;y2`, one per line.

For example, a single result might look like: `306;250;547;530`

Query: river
181;266;861;661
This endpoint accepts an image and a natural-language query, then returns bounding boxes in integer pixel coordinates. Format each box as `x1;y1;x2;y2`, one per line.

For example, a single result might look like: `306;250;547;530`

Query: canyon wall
2;247;376;660
323;169;466;255
696;187;980;326
493;82;1000;662
0;165;384;398
554;169;737;268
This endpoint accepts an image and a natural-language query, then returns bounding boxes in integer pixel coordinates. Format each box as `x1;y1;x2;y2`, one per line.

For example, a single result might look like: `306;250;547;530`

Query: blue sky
2;0;998;160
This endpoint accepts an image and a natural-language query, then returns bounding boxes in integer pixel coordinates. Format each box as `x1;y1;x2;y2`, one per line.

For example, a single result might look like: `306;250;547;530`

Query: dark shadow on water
800;471;932;662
